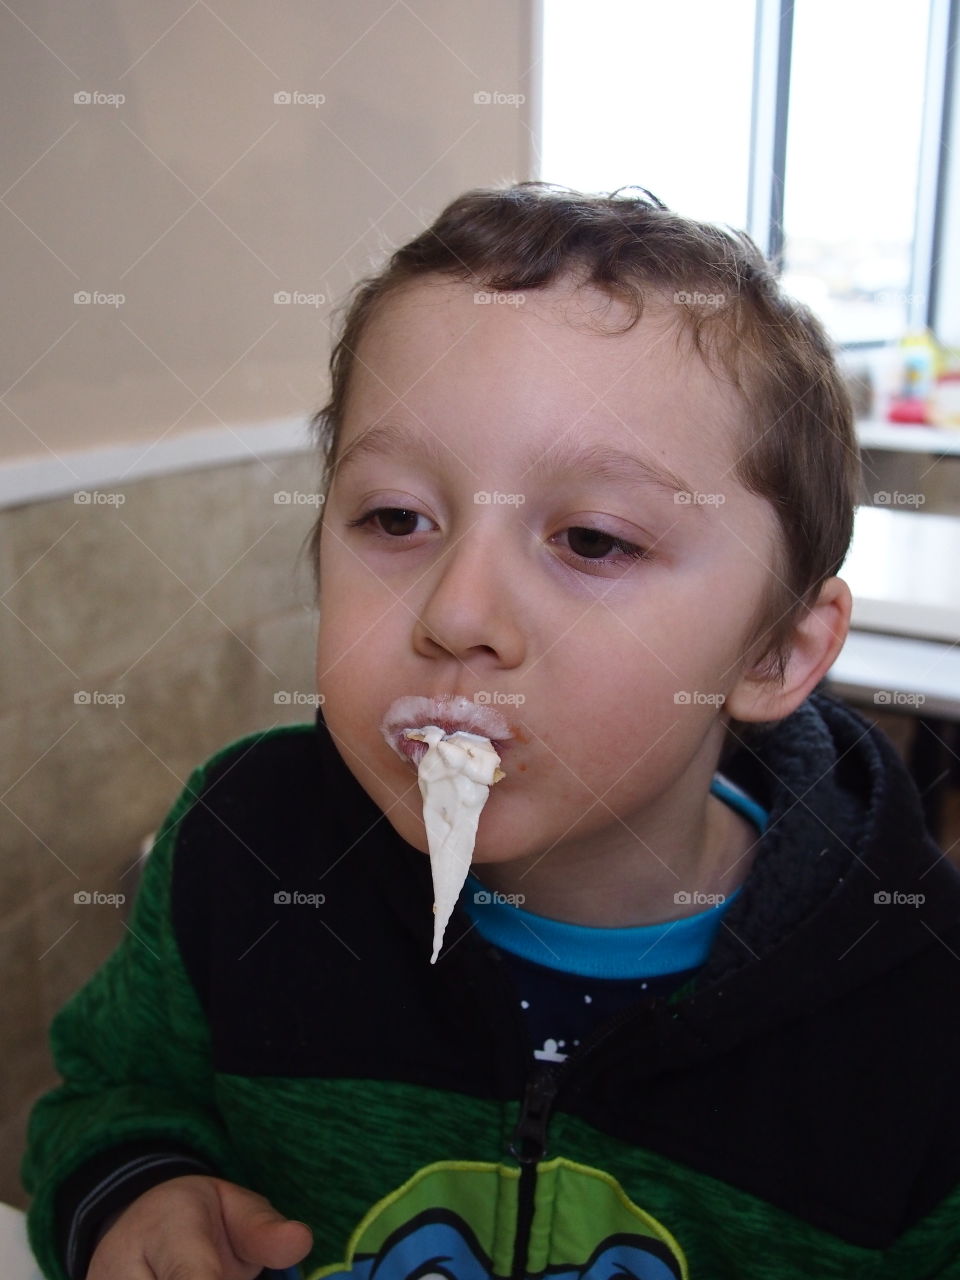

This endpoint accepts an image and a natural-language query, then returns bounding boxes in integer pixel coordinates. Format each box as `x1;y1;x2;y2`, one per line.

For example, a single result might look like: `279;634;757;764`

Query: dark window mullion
925;0;958;331
747;0;794;270
767;0;795;272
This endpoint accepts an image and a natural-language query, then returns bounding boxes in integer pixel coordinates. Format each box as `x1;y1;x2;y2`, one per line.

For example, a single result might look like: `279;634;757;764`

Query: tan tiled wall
0;449;323;1207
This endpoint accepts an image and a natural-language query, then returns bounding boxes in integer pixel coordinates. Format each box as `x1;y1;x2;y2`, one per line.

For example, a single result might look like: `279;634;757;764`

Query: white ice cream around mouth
403;725;505;963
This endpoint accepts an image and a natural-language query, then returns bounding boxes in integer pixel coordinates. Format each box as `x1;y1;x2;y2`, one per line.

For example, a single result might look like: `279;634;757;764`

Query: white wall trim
0;416;315;510
525;0;544;179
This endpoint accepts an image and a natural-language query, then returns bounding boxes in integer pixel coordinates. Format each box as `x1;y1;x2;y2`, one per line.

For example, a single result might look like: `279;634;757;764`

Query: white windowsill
0;416;314;511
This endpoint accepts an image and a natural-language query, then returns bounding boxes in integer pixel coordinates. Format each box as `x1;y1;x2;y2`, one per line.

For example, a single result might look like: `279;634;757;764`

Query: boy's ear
724;576;853;725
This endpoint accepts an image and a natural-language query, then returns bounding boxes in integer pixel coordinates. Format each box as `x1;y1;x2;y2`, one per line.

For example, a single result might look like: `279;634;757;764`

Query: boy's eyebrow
334;423;701;505
334;423;455;480
526;439;698;502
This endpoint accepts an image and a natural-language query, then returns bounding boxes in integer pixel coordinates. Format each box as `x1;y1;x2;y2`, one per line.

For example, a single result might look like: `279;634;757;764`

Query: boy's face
316;277;782;866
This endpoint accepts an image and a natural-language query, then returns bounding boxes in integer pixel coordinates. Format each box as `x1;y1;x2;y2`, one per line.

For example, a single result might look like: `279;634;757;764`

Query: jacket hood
663;687;960;1056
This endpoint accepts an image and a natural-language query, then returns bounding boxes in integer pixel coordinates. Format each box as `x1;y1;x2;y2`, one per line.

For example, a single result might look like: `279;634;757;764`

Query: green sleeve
861;1183;960;1278
21;758;250;1280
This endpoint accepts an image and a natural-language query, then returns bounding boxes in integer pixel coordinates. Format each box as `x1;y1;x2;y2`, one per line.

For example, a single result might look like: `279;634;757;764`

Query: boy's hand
86;1173;313;1279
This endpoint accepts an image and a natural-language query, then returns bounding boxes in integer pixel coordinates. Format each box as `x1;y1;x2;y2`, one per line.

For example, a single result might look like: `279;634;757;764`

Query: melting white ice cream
404;725;504;963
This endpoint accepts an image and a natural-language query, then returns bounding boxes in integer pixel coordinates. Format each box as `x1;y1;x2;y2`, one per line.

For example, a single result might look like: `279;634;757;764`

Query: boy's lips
380;694;517;765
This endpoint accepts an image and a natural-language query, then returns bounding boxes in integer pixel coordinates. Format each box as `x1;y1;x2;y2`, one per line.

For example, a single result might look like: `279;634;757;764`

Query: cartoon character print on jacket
313;1158;687;1280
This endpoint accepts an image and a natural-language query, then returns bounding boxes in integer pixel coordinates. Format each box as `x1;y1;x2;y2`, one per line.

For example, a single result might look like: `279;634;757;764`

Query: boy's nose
411;533;526;671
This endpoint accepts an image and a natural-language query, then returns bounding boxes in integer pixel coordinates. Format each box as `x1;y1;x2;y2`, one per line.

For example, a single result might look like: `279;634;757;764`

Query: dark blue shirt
462;774;769;1061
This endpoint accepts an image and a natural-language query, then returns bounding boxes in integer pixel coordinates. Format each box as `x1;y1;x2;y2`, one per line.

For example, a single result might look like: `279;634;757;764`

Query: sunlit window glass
780;0;932;343
539;0;756;229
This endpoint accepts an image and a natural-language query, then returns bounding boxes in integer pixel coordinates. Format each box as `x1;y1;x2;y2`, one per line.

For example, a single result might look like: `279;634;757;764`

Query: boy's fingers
87;1256;159;1280
218;1184;313;1269
230;1213;314;1270
247;1217;314;1270
87;1178;307;1280
147;1242;227;1280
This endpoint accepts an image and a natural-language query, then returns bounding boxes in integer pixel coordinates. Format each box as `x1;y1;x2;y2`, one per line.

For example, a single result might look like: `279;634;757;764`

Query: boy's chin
387;816;527;867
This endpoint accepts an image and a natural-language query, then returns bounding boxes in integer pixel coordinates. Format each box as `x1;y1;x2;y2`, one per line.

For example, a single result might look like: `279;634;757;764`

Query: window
779;0;932;343
537;0;957;347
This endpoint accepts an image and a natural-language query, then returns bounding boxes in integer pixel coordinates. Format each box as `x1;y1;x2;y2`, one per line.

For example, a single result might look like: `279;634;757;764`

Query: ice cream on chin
404;725;505;963
378;694;513;963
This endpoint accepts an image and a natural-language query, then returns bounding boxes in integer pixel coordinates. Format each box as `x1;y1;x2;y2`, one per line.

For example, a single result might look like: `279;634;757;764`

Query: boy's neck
470;788;761;929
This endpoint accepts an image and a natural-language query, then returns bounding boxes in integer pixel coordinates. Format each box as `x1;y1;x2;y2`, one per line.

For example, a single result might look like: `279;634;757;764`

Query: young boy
22;183;960;1280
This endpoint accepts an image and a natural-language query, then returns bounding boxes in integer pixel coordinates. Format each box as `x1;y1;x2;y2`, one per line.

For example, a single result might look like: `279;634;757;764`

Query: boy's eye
347;507;431;537
561;526;647;564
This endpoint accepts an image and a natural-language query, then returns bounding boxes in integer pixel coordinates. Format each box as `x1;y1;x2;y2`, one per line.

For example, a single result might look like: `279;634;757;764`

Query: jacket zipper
508;1063;561;1280
506;992;664;1280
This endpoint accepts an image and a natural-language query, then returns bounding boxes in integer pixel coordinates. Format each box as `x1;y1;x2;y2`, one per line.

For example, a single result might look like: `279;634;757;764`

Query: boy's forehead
344;276;750;476
361;274;674;366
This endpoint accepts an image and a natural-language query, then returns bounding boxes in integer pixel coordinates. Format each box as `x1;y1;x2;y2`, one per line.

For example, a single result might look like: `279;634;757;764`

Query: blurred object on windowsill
887;329;939;424
929;347;960;428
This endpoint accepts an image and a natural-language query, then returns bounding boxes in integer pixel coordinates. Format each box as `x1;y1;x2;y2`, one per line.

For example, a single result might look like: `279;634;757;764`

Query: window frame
747;0;957;348
531;0;960;350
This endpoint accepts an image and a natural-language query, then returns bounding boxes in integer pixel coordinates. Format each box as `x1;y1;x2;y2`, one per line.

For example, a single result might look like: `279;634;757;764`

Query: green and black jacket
21;691;960;1279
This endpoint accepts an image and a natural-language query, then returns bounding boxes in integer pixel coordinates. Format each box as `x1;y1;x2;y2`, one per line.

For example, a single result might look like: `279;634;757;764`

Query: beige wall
0;0;536;1209
1;0;536;464
0;451;323;1207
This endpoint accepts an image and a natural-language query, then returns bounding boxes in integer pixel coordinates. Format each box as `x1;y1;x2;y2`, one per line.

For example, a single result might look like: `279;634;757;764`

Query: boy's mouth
380;694;516;767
